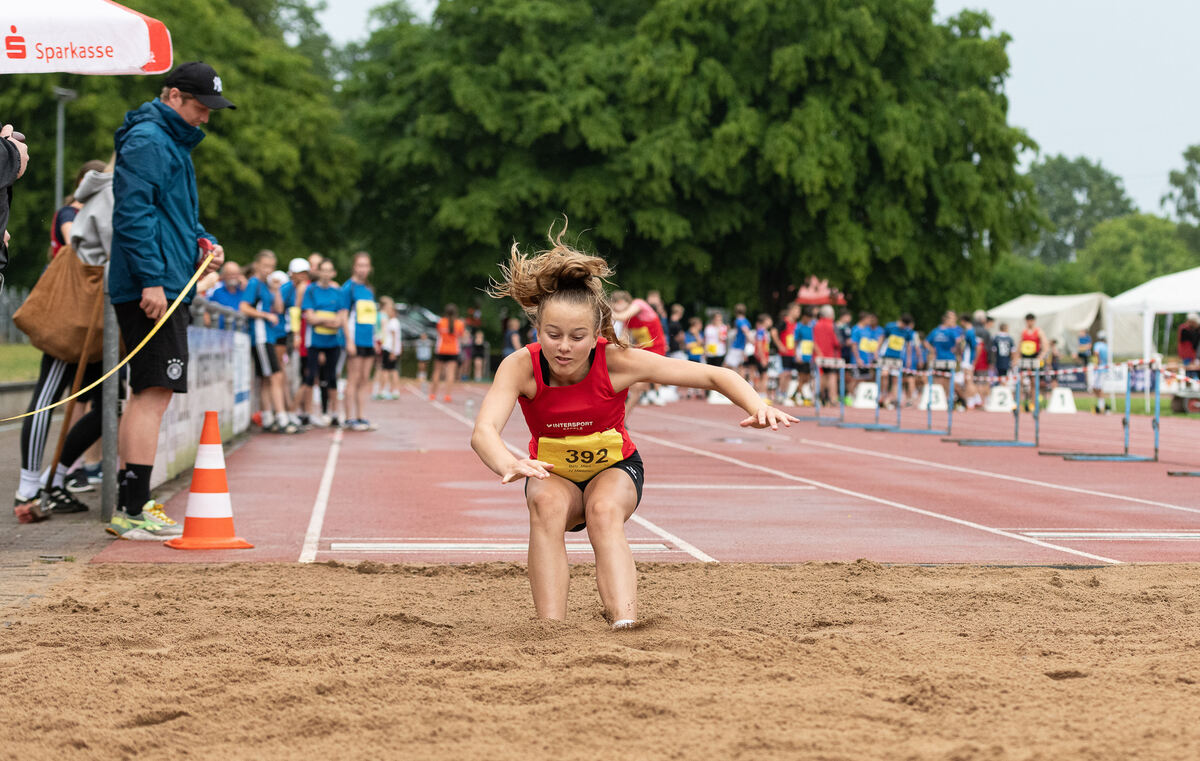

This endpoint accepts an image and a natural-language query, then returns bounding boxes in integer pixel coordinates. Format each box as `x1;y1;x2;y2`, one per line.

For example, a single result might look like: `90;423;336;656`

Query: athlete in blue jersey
302;258;346;427
878;314;914;406
240;250;296;433
725;303;754;380
792;307;816;405
924;311;962;405
958;314;981;409
341;252;379;432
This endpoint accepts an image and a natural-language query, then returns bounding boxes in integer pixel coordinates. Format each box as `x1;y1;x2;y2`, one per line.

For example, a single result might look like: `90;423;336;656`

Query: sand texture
2;561;1199;760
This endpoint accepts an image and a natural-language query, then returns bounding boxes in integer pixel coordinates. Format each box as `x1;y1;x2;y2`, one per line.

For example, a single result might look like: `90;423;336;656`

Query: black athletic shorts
749;357;769;374
780;355;796;372
795;361;811;374
380;351;397;371
252;341;281;378
114;300;190;394
852;365;875;380
524;450;645;532
434;352;459;363
351;345;375;358
308;346;341;389
300;351;317;386
274;335;288;347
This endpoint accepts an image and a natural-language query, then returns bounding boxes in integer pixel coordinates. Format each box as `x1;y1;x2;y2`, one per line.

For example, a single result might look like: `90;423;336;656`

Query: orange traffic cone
165;411;254;550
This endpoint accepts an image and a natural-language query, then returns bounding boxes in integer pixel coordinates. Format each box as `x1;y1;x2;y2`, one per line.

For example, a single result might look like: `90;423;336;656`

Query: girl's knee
527;490;569;529
584;499;626;532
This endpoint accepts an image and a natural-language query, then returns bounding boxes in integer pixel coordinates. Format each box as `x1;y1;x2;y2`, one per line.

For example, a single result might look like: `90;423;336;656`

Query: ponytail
488;220;625;347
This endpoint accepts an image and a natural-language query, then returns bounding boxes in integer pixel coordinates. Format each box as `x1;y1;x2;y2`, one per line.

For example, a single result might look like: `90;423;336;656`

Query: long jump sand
2;561;1198;760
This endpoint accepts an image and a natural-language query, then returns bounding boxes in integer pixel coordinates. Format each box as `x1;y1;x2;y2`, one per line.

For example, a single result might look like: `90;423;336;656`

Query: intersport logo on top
6;25;118;64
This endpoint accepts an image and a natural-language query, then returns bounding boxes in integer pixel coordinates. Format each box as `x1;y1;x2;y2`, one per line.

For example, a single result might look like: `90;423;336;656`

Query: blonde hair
488;221;624;346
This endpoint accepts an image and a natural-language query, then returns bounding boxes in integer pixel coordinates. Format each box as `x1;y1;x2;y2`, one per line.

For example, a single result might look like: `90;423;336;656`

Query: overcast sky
319;1;1200;214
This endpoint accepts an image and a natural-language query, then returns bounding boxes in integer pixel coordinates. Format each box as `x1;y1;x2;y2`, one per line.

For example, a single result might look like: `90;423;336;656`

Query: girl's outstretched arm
609;347;798;431
470;350;556;483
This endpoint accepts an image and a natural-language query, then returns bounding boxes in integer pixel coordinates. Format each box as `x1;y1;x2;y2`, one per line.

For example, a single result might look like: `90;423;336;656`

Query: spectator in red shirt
812;305;840;403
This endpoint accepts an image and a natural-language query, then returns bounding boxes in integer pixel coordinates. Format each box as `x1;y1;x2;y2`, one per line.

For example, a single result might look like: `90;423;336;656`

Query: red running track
95;383;1200;566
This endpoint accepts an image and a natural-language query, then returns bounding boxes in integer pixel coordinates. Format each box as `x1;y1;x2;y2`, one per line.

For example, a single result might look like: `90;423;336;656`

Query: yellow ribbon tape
1;253;214;423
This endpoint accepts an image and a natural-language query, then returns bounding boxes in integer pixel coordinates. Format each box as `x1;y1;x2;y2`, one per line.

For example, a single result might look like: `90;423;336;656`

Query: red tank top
518;338;636;477
1019;328;1041;357
625;301;667;355
780;319;797;357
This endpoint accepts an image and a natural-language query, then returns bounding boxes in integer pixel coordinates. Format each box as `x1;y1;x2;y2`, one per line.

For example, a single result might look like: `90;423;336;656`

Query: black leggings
19;354;103;472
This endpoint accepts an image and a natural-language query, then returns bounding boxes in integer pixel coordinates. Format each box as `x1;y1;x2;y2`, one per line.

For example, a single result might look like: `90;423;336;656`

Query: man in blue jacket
107;62;232;540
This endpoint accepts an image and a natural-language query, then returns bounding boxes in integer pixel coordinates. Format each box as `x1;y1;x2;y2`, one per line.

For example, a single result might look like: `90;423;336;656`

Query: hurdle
948;360;1041;448
881;360;955;436
830;363;893;430
1165;368;1200;476
815;358;847;427
1040;361;1160;463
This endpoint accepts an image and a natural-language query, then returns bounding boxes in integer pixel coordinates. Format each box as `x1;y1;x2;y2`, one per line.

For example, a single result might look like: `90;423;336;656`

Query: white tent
1107;266;1200;359
986;292;1142;357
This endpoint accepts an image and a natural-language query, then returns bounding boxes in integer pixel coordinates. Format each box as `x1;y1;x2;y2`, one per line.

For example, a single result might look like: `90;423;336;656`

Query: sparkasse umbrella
2;0;172;75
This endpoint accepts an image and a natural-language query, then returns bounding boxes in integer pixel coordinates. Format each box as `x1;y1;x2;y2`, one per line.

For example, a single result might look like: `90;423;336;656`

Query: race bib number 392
536;429;625;482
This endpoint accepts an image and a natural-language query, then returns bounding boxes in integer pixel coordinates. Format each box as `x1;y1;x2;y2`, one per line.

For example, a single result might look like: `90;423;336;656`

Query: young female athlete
471;232;797;629
342;252;378;431
430;304;466;402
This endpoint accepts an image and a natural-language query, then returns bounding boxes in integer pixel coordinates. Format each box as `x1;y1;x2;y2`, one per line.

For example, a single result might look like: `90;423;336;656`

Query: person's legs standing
14;353;74;520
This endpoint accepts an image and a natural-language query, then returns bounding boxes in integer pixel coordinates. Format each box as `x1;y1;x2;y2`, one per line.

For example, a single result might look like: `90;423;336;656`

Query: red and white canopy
2;0;172;75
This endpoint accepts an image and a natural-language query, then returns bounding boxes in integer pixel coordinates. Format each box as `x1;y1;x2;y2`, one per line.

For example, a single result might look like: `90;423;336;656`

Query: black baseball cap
164;61;236;110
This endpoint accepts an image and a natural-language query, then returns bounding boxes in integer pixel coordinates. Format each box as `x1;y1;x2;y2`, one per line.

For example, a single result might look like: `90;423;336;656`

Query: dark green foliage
1017;154;1135;265
2;0;357;289
343;0;1038;325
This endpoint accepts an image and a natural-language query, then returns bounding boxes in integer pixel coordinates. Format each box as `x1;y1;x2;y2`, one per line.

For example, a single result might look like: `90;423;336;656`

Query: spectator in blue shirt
206;261;244;328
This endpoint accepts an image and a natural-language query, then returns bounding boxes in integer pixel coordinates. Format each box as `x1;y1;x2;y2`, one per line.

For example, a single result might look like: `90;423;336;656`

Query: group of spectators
598;295;1120;412
200;249;398;433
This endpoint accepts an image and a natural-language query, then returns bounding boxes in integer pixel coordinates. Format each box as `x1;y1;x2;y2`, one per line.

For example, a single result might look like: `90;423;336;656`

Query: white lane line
648;484;816;490
633;431;1121;565
329;542;672;553
417;388;718;563
298;427;344;563
1023;532;1200;541
798;438;1200;516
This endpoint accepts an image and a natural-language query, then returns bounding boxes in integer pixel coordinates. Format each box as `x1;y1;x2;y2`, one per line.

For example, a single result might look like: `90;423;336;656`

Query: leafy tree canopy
1016;154;1135;265
1073;213;1198;296
343;0;1038;326
1164;144;1200;254
3;0;357;289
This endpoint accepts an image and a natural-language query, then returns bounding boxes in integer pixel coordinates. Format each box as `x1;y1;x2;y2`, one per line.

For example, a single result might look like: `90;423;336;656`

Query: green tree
1016;154;1135;265
2;0;357;290
1074;213;1197;295
342;0;1038;325
1164;144;1200;253
980;252;1092;308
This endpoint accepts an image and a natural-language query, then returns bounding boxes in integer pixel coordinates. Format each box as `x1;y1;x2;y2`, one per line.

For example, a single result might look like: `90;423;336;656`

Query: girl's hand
500;458;556;484
739;406;799;431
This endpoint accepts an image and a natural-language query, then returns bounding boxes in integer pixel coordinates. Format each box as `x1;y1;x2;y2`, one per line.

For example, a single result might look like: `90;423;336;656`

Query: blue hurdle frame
1037;363;1160;463
948;360;1041;448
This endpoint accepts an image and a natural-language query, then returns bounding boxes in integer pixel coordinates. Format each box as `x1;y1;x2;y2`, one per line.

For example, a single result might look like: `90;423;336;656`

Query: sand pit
2;561;1199;760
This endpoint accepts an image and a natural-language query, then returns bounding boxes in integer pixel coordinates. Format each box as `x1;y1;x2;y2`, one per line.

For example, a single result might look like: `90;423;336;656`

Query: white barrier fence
151;325;251;489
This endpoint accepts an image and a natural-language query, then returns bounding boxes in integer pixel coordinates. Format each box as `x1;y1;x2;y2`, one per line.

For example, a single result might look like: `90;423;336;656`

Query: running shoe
443;395;452;403
350;419;378;432
42;486;89;515
142;501;182;536
428;393;436;401
105;510;174;541
65;469;95;493
14;494;49;524
84;463;103;485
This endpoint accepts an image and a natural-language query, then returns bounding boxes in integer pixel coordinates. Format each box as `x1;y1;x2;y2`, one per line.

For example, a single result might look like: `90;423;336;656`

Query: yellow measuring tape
1;253;214;423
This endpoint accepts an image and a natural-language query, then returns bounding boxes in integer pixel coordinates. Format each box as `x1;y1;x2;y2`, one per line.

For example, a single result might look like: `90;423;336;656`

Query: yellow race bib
785;333;795;350
288;306;301;334
355;299;377;326
536;429;625;483
630;326;653;349
887;334;906;352
1020;340;1038;356
859;337;879;354
314;310;339;335
799;339;814;357
706;343;719;355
